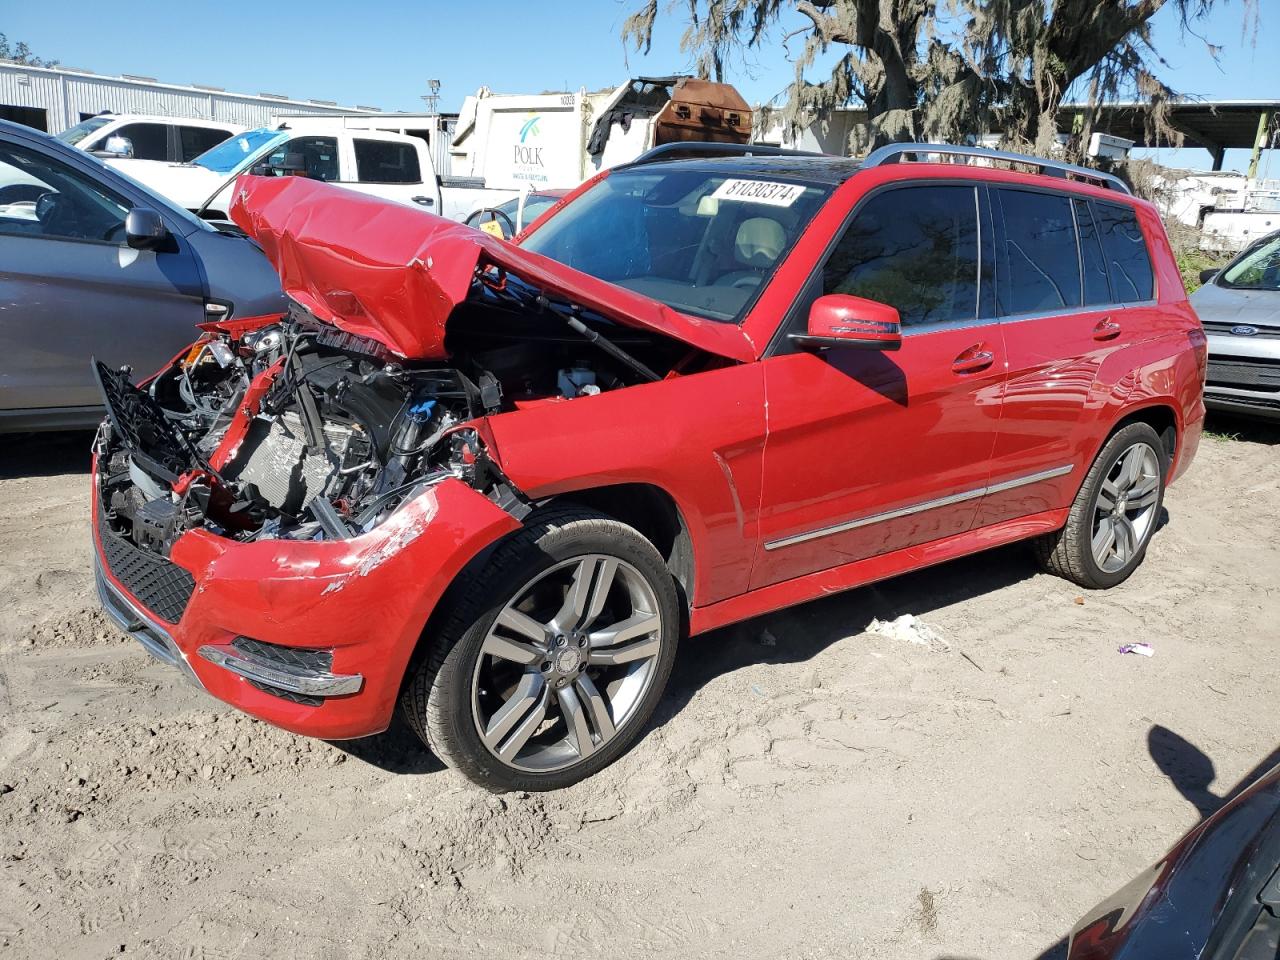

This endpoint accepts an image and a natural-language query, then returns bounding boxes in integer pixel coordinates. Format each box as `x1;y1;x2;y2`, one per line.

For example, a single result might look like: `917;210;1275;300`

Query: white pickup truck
108;117;514;222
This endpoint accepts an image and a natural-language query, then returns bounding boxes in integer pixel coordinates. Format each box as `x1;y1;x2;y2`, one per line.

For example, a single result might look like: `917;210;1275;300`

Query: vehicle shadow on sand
1203;412;1280;445
657;541;1042;726
330;715;447;775
0;430;95;479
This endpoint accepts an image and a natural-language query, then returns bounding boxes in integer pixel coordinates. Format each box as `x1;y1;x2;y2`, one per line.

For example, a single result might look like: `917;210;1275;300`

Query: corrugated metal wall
0;62;378;133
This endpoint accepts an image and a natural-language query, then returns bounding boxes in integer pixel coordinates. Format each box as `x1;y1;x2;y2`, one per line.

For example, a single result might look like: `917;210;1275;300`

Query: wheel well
1110;405;1178;463
544;484;695;610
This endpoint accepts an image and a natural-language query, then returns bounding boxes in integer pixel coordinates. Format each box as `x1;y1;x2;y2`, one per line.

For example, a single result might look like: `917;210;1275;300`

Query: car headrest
734;217;786;268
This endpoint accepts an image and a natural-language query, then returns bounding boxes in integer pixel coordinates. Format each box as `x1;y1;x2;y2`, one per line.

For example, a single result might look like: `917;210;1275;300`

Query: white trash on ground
866;614;950;652
1118;642;1155;657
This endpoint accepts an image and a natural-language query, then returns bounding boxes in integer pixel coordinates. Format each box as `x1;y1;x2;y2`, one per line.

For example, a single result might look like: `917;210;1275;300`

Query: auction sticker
711;179;806;207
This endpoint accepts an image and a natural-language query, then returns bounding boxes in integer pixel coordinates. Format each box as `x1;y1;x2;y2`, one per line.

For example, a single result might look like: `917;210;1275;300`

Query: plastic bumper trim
196;644;364;697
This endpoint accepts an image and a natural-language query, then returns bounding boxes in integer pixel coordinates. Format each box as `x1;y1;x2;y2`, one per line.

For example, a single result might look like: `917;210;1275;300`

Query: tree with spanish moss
623;0;1258;157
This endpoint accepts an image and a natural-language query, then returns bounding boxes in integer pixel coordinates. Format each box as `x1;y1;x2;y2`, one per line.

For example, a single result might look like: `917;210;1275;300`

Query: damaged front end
94;307;528;556
90;174;741;735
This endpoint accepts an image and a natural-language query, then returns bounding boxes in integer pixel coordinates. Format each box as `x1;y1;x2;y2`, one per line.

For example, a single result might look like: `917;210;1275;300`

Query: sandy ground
1;419;1278;960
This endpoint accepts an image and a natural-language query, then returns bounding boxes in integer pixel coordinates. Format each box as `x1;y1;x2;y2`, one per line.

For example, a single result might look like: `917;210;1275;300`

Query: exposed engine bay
94;270;707;555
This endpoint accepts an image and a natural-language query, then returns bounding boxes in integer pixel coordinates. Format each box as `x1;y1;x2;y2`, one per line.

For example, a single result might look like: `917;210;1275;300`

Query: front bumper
1204;332;1280;420
92;466;521;739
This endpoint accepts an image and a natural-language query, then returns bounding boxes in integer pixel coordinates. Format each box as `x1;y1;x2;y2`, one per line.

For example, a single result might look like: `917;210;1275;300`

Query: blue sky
5;0;1274;170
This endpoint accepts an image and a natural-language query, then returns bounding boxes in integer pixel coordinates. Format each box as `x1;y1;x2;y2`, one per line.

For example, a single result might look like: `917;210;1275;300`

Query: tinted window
178;126;232;162
114;123;170;161
1074;199;1111;305
1096;202;1154;302
824;185;980;327
997;189;1081;315
266;136;339;182
0;143;129;243
353;139;421;184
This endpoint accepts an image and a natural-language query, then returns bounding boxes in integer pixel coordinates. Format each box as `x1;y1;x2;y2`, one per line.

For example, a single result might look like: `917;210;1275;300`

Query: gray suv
0;119;284;433
1191;229;1280;420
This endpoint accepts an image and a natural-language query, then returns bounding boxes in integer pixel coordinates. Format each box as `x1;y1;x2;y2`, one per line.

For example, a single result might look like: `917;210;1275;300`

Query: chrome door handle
1093;318;1121;341
412;195;434;206
952;350;995;374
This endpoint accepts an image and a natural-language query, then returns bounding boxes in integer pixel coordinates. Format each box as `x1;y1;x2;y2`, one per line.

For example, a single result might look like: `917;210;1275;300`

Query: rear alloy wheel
402;508;680;792
1034;422;1168;589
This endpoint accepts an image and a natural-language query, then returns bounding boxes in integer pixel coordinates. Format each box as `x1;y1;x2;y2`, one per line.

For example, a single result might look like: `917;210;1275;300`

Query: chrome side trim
197;644;364;697
763;464;1075;552
984;463;1074;495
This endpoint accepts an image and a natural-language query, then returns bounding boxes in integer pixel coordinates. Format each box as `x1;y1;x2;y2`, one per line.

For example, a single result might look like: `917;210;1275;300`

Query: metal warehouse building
0;60;381;134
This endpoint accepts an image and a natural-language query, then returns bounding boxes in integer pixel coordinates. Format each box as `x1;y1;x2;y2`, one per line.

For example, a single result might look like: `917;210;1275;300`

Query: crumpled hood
228;175;757;362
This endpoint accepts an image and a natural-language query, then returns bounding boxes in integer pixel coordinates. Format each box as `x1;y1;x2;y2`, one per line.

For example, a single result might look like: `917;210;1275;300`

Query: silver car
1191;230;1280;420
0;119;284;433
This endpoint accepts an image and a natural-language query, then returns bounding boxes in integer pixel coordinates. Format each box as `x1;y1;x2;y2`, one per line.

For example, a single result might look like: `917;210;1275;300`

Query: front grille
1206;357;1280;392
97;514;195;624
1202;321;1280;339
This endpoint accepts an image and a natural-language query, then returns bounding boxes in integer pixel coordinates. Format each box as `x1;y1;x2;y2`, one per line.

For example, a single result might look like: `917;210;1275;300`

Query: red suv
91;143;1206;791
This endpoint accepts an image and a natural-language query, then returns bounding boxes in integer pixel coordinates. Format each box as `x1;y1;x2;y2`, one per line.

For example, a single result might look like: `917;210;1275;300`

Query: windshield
500;193;562;229
519;166;832;323
1221;233;1280;291
192;128;285;174
56;117;112;146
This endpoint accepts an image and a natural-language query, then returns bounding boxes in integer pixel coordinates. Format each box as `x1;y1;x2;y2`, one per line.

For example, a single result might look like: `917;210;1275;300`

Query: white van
55;113;244;164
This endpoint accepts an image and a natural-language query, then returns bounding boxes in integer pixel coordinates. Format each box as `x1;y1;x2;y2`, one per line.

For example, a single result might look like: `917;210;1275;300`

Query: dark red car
91;143;1206;791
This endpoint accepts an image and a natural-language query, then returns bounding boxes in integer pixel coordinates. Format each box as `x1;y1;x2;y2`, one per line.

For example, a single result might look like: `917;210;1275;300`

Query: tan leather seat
716;217;786;288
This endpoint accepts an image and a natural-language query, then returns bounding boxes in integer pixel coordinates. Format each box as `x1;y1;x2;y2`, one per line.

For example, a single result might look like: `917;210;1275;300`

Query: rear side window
1095;202;1154;302
996;189;1081;315
1074;199;1111;305
824;185;980;327
114;123;170;161
353;139;421;184
178;126;232;162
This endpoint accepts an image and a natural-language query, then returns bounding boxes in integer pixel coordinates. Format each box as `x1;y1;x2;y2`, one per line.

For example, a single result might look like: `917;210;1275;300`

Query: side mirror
124;207;169;250
792;294;902;352
92;135;134;159
1198;268;1218;285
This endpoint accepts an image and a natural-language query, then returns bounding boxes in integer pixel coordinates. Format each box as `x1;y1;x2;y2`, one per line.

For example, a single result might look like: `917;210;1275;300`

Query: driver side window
265;136;340;182
0;143;130;244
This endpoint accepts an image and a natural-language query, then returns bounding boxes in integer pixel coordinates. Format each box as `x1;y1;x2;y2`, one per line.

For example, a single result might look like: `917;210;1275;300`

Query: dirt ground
1;419;1278;960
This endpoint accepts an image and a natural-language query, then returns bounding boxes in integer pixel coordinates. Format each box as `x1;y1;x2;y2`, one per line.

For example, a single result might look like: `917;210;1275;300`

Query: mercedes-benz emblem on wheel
1230;325;1260;336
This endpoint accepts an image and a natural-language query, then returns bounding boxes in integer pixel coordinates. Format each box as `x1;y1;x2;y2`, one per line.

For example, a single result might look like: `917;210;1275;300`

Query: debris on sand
1118;642;1155;657
866;614;950;652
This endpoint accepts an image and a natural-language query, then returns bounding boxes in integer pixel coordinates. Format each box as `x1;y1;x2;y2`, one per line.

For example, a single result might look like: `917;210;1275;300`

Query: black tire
400;506;681;792
1033;422;1168;589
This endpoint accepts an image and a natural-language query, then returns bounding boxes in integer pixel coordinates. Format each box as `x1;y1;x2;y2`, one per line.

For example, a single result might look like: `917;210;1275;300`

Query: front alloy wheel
473;555;664;772
402;508;681;792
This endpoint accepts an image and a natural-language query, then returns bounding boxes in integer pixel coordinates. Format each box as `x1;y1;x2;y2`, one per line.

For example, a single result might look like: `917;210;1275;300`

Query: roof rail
624;140;826;167
862;142;1131;195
